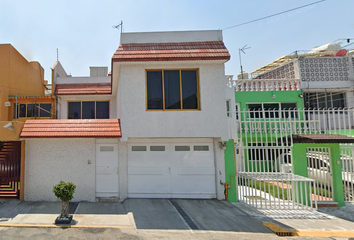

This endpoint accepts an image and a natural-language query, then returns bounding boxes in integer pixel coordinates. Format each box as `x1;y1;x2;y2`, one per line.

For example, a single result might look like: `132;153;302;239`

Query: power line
222;0;326;30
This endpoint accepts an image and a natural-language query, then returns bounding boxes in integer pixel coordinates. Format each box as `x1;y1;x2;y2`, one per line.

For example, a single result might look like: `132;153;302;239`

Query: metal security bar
306;147;334;202
237;172;316;210
340;145;354;202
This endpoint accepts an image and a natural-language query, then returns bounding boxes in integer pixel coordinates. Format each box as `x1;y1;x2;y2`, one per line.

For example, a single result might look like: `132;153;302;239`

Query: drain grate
169;200;199;230
69;202;79;214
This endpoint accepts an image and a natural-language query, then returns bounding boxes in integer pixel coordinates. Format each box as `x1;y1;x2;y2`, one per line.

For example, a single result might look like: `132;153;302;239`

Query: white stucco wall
213;138;225;200
57;76;110;84
121;30;222;44
114;61;229;141
57;95;117;119
24;138;96;202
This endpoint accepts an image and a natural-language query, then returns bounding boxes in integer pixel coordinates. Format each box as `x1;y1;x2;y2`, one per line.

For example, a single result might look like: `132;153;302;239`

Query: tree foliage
52;181;76;202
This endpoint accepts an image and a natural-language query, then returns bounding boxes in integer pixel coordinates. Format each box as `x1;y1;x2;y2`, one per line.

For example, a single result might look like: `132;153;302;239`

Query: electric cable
222;0;326;30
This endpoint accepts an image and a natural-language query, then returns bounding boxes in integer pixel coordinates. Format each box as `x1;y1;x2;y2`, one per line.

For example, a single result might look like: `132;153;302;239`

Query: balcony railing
234;79;300;92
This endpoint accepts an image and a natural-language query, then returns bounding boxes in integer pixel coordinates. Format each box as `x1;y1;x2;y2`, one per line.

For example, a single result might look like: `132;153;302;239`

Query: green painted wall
224;140;237;202
235;90;304;111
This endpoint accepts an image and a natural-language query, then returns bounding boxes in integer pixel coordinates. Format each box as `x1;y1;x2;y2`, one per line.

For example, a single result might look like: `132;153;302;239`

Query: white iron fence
340;145;354;201
231;108;354;204
306;147;334;202
237;172;316;210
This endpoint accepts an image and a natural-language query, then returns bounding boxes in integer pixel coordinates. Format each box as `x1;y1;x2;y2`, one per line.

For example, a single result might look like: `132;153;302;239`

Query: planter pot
55;215;73;224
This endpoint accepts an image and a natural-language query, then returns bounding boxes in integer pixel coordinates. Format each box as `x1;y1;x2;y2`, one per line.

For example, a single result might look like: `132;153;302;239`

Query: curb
0;223;133;229
263;222;354;237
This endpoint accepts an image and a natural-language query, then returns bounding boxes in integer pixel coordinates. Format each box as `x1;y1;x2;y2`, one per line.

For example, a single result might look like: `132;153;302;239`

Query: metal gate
306;147;334;202
340;145;354;202
0;141;21;198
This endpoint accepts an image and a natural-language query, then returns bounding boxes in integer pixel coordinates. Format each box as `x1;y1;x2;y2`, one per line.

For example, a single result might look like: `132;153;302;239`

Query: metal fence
237;172;316;210
340;145;354;201
306;147;334;202
230;108;354;205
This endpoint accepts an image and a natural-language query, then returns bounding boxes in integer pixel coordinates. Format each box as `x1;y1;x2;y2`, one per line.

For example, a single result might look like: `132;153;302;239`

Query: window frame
304;92;346;109
246;102;298;119
67;100;110;119
145;69;201;111
14;103;53;119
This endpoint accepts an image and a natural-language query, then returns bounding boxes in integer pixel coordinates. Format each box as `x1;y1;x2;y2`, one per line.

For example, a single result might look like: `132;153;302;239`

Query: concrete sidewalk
236;202;354;237
0;199;274;234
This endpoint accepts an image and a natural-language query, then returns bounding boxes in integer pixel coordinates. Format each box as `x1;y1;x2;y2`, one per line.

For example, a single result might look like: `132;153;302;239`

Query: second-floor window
304;92;346;109
14;103;52;118
68;101;109;119
146;69;200;111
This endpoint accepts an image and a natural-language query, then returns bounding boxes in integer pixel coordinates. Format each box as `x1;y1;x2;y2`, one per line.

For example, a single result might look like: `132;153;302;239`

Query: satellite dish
335;49;348;57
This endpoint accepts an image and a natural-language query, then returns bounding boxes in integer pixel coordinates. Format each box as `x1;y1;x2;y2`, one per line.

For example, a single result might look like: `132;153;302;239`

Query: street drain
169;200;199;230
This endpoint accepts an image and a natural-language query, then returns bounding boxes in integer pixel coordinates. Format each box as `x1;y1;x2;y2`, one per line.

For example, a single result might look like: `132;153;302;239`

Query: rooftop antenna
239;44;251;79
113;20;123;34
57;48;59;61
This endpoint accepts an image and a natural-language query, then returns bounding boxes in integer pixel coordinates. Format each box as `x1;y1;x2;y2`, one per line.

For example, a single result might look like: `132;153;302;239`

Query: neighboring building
225;42;354;209
0;44;49;200
252;42;354;110
20;30;231;202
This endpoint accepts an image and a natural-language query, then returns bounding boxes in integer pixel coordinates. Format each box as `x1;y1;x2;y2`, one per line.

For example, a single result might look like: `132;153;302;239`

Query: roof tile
55;83;111;95
112;41;230;62
20;119;121;138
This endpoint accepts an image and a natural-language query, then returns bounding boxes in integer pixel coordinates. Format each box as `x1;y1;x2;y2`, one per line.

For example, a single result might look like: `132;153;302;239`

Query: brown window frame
145;69;201;111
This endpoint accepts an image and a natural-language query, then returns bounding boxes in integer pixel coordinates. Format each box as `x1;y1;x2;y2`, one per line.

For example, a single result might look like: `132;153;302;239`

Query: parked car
275;151;354;201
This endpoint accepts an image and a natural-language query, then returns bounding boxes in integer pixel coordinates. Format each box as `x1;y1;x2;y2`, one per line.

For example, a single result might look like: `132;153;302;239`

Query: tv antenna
113;20;123;33
239;44;251;79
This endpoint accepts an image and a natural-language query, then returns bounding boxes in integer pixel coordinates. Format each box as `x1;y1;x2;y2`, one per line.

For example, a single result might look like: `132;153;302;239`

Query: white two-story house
20;30;231;202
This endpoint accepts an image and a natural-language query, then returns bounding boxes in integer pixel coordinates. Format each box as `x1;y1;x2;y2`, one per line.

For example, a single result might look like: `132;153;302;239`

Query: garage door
127;140;216;198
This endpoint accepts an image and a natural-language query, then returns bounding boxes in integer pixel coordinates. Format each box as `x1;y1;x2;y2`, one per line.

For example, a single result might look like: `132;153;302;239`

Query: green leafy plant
52;181;76;218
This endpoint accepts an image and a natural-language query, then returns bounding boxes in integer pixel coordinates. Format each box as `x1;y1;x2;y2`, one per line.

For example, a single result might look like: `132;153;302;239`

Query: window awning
284;134;354;144
20;119;121;138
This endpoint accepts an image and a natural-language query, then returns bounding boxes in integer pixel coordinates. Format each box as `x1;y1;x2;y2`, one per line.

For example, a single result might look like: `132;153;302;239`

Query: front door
95;144;119;198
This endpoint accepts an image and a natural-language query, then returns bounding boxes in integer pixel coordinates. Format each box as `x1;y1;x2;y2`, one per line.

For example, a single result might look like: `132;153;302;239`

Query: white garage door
128;140;216;198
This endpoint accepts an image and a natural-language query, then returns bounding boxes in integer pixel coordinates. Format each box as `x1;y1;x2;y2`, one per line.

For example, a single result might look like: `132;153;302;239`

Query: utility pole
239;45;251;79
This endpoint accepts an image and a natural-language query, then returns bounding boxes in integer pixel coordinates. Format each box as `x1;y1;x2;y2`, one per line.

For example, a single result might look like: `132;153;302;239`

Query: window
304;92;346;109
226;100;231;117
146;69;199;110
247;102;297;119
175;146;191;151
150;146;165;151
68;101;109;119
194;146;209;151
132;146;147;151
14;103;52;118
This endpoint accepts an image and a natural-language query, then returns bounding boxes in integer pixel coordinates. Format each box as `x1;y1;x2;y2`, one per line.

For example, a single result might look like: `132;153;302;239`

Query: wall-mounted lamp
298;94;303;98
219;141;227;150
3;121;14;131
272;94;276;99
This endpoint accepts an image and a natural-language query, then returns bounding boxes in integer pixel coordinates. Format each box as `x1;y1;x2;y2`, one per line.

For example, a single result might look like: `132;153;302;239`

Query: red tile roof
20;119;121;138
55;83;111;95
112;41;230;62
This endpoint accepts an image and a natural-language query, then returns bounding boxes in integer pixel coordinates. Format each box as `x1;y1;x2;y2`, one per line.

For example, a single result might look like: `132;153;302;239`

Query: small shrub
52;181;76;218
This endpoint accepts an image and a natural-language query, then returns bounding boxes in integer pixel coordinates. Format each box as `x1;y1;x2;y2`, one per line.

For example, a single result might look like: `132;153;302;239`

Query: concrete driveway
0;198;273;234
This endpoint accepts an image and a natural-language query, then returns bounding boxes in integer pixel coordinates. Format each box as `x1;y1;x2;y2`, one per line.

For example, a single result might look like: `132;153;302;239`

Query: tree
52;181;76;218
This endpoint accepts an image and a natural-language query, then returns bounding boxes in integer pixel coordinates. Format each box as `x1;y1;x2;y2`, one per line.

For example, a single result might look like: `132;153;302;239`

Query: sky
1;0;353;82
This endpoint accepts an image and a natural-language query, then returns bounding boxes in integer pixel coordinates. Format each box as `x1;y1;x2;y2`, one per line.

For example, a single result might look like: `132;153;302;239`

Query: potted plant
52;181;76;224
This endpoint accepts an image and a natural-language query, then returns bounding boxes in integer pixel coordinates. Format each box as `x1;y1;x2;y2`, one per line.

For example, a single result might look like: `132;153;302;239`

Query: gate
340;145;354;202
0;141;21;198
306;147;334;202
